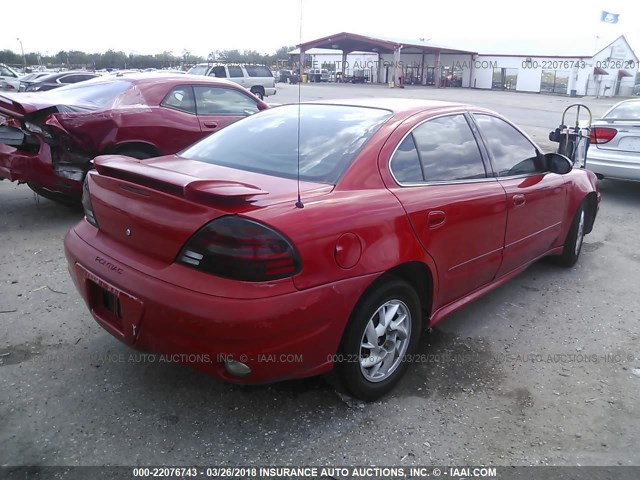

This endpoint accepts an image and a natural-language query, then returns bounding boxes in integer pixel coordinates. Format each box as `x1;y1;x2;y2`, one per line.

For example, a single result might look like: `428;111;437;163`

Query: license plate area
88;280;124;333
76;263;145;344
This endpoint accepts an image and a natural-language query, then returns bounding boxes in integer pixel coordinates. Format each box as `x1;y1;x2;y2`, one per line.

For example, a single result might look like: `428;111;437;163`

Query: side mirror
544;153;573;175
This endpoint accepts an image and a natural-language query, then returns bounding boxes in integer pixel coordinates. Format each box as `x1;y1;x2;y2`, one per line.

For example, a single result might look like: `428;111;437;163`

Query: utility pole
17;37;27;70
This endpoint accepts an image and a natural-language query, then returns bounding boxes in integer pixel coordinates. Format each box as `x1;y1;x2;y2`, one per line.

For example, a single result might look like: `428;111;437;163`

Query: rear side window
245;66;272;78
59;75;85;84
409;115;487;182
161;86;196;114
390;135;423;183
181;104;391;184
193;86;258;115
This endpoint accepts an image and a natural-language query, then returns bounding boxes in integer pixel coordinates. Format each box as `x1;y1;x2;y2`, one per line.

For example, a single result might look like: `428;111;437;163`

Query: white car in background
586;99;640;181
187;63;276;99
0;64;21;92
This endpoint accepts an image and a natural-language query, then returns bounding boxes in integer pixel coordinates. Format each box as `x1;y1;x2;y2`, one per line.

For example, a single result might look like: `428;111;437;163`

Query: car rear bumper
0;142;82;196
265;87;276;96
64;225;377;384
586;149;640;181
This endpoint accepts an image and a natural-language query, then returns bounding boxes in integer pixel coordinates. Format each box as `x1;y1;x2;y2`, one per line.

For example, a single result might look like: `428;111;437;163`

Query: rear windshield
180;104;392;184
604;101;640;120
188;65;209;76
34;79;133;110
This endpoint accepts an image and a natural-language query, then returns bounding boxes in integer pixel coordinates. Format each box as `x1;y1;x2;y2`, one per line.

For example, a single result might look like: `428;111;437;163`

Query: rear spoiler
93;156;269;202
0;95;32;119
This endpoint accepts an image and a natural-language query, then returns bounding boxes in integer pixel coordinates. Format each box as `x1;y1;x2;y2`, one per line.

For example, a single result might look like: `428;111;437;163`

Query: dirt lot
1;86;639;468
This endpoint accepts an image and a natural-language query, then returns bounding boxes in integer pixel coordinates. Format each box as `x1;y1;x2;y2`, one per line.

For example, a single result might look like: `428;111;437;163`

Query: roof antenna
295;0;304;209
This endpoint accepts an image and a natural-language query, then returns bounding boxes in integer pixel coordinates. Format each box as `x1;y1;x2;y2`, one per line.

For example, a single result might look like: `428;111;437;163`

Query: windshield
604;101;640;120
33;80;134;110
180;104;392;184
187;65;209;76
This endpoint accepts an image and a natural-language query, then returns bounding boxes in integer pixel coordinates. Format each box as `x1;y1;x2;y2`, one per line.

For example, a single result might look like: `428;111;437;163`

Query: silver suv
187;64;276;99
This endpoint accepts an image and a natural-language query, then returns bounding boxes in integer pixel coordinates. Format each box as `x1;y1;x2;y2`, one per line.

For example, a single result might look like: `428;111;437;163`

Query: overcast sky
2;0;639;58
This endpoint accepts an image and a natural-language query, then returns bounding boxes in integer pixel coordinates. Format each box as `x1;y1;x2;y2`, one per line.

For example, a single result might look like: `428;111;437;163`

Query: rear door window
227;66;244;78
408;114;487;182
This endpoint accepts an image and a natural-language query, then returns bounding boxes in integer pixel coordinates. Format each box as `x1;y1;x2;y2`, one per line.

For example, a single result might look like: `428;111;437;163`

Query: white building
473;36;638;96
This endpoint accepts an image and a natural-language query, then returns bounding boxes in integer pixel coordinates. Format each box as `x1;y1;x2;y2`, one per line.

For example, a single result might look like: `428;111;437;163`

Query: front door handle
427;210;446;229
203;121;218;129
513;194;526;207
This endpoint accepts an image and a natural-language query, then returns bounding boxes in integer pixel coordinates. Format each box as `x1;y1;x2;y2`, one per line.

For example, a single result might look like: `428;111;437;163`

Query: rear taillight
590;127;617;144
82;174;99;228
177;216;301;282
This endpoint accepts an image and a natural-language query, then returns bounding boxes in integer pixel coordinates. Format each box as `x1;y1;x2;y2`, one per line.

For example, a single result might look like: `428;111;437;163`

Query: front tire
554;201;586;267
336;278;421;401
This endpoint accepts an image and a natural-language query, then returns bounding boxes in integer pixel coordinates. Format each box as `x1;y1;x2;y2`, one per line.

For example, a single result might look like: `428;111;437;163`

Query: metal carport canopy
296;32;476;86
297;32;476;55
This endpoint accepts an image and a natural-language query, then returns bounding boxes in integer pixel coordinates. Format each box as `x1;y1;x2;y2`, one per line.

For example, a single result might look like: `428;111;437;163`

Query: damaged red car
0;73;267;203
65;100;600;400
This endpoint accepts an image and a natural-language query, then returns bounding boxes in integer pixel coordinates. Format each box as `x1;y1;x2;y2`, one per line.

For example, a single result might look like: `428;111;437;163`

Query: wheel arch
347;261;435;333
104;141;161;158
584;191;598;234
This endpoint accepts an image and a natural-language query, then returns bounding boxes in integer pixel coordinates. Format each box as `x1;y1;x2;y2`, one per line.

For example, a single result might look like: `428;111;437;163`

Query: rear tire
554;201;586;268
336;278;421;401
250;88;264;100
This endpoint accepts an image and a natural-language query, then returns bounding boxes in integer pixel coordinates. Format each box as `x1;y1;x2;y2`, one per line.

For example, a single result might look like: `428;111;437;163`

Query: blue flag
600;11;619;23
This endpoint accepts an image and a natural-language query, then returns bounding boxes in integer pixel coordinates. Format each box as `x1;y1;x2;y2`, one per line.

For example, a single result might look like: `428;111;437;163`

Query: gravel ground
1;86;639;469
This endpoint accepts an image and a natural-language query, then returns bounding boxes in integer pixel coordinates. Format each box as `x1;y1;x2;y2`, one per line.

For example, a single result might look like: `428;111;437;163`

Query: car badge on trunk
125;228;132;237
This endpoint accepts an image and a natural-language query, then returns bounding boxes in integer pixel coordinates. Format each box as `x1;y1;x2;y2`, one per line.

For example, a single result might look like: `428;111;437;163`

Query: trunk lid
89;154;333;263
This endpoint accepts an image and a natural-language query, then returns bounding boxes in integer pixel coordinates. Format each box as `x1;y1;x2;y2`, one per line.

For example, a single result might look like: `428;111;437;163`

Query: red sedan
64;99;600;400
0;73;267;203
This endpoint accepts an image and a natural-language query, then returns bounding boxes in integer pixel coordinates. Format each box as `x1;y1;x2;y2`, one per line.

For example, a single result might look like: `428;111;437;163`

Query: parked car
18;72;52;91
276;69;294;83
64;99;600;400
187;63;276;99
308;68;330;82
0;64;21;92
21;71;101;92
0;73;268;203
586;98;640;181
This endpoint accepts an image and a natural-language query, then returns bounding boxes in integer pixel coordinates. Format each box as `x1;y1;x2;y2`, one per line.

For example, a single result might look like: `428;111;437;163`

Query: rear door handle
203;121;218;128
513;194;526;207
427;210;446;229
